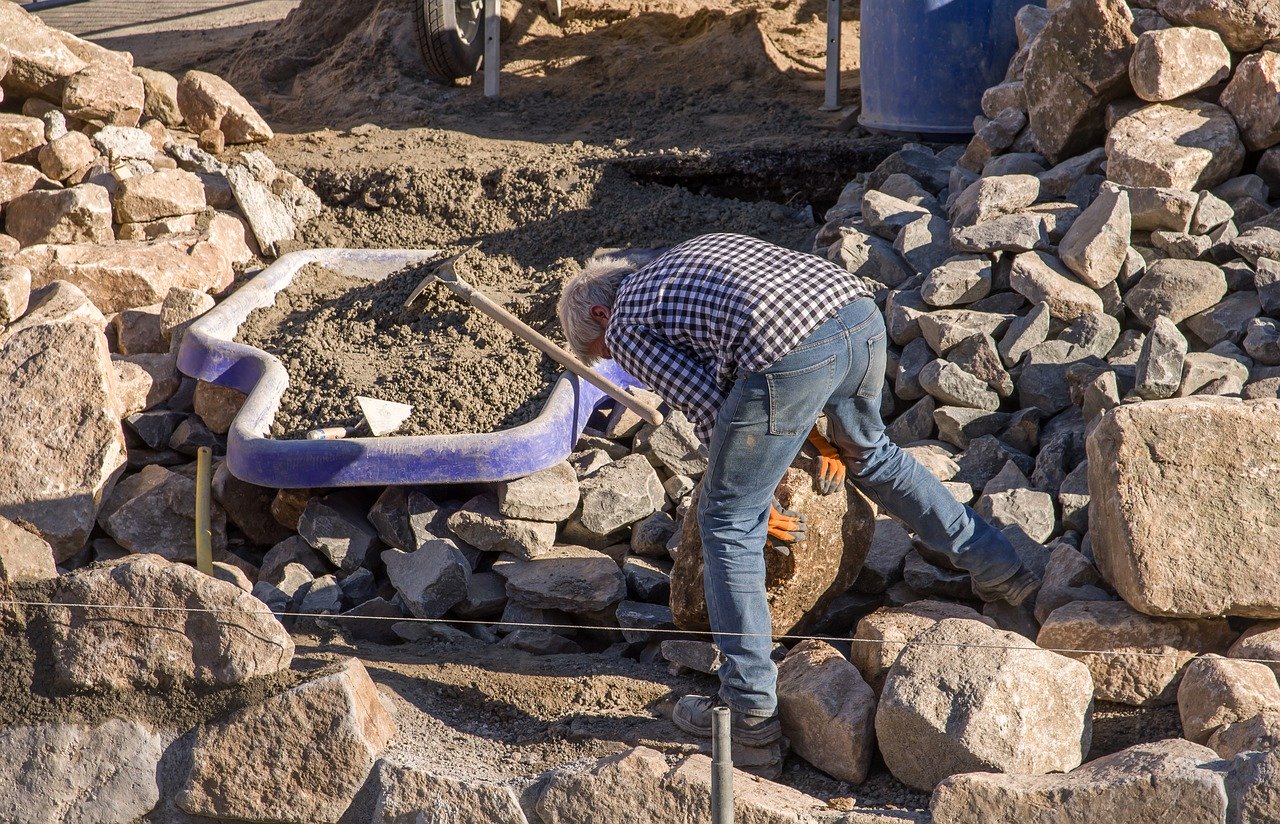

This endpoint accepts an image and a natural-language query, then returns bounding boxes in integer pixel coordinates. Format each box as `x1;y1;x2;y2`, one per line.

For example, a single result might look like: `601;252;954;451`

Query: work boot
671;695;782;747
972;565;1042;607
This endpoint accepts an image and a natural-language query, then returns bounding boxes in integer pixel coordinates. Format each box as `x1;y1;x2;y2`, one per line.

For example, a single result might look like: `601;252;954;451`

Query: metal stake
484;0;501;98
711;707;733;824
822;0;841;111
194;446;213;576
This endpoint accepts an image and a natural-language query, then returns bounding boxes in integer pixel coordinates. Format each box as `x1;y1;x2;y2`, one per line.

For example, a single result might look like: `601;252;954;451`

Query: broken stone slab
369;760;529;824
671;463;874;637
616;600;676;642
0;514;56;583
99;464;227;561
299;492;381;572
1058;185;1130;288
259;535;330;583
382;539;470;619
630;510;678;558
877;618;1093;792
112;303;165;355
1178;653;1280;745
776;640;877;786
49;554;293;691
1059;312;1121;360
367;486;448;553
91;125;155;163
5;183;113;247
1034;543;1114;624
298;573;344;616
225;161;294;257
61;62;144;126
850;602;996;692
496;460;579;522
1133;315;1188;400
176;70;273;144
37;130;97;181
1106;99;1244;190
1037;599;1236;706
920;255;993;307
178;657;396;824
1130;26;1230;103
447;493;556;560
452;570;507;619
1235;226;1280;267
950;174;1040;229
0;321;124;560
950;212;1053;254
975;487;1056;543
931;739;1229;824
1089;397;1280;618
577;453;665;536
1159;0;1280;52
0;719;164;824
1212;711;1280;761
1123;259;1227;326
1022;0;1137;163
112;168;206;223
494;545;626;613
887;395;938;445
1010;251;1105;321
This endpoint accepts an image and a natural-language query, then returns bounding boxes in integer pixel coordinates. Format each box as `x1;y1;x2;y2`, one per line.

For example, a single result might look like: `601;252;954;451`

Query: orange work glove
767;496;807;551
807;427;847;495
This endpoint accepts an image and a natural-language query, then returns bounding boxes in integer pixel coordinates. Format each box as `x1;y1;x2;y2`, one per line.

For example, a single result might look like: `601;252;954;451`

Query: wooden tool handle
463;290;665;427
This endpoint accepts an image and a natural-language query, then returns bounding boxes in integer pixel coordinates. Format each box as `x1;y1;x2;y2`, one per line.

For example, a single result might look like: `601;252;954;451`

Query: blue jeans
697;297;1021;715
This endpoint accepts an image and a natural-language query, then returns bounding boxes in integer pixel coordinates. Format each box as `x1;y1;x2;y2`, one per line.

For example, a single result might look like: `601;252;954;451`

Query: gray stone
383;540;470;619
1151;230;1213;261
886;287;930;345
960;108;1028;172
1225;747;1280;824
1010;251;1105;321
887;395;938;445
90;125;155;162
634;411;706;477
950;174;1040;229
1038;148;1108;199
1106;99;1245;190
1058;312;1121;359
1130;26;1231;103
225;161;294;256
921;255;992;307
902;549;972;600
1134;315;1188;400
494;545;626;613
1235;227;1280;267
578;453;664;535
954;435;1035;491
1124;259;1227;326
1113;183;1198;233
919;359;1001;411
99;464;227;563
1056;459;1091;533
850;602;996;692
1034;544;1114;624
950;212;1053;254
1058;185;1130;288
1018;340;1096;415
877;618;1093;791
918;309;1012;355
853;516;913;593
5;183;112;247
299;493;380;572
630;510;677;558
776;640;877;785
298;573;344;615
1159;0;1280;51
370;760;529;824
1192;191;1235;236
827;225;914;287
862;189;932;239
999;300;1051;366
976;487;1056;543
1178;653;1280;746
902;442;962;480
895;214;953;277
497;461;579;522
1245;318;1280;366
623;554;671;604
1185;292;1260;348
1178;352;1250;396
931;739;1230;824
447;494;556;560
615;600;676;642
948;333;1013;398
894;336;934;400
981;81;1027;119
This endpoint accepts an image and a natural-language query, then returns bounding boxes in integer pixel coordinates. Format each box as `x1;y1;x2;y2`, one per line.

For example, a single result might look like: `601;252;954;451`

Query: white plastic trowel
305;396;414;440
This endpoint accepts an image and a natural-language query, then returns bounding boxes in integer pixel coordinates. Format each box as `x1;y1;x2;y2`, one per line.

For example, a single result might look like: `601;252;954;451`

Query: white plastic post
823;0;841;111
485;0;501;98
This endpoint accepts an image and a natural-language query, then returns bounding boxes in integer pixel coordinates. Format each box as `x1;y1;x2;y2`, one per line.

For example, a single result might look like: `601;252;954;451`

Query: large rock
776;640;877;785
496;460;579;522
12;233;234;314
48;554;294;691
38;131;98;182
578;453;665;535
0;160;41;205
298;492;379;572
1057;185;1130;288
447;494;557;560
1037;600;1236;706
876;618;1093;791
382;540;470;619
1009;250;1105;321
671;462;875;636
0;321;124;559
494;545;625;613
178;658;396;824
0;3;87;100
1158;0;1280;52
1088;397;1280;618
5;184;113;247
1221;51;1280;152
0;514;56;583
61;62;144;126
370;760;529;824
1123;259;1227;326
133;66;182;127
1178;653;1280;745
99;464;228;561
177;70;274;144
112;169;207;223
1230;621;1280;680
1022;0;1137;163
851;602;997;691
931;739;1230;824
0;719;163;824
1106;100;1245;190
1129;27;1230;103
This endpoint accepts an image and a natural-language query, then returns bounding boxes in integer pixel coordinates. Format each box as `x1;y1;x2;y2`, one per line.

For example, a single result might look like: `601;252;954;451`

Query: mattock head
402;244;481;308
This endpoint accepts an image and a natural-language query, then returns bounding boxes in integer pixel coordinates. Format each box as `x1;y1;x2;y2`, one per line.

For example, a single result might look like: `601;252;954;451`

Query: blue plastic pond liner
859;0;1045;138
177;248;641;488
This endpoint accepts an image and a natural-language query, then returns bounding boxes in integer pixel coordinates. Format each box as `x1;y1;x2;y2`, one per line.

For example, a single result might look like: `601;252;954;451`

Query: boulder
0;3;88;100
671;462;875;636
496;460;579;522
1178;653;1280;744
0;719;163;824
950;174;1040;228
578;453;665;535
1057;185;1130;288
370;760;529;824
99;464;227;561
133;66;182;127
1230;621;1280;680
1158;0;1280;52
1037;600;1236;706
61;63;144;126
931;739;1230;824
447;494;557;560
112;169;207;223
1009;250;1105;320
493;545;625;613
0;161;42;207
0;321;124;559
1022;0;1137;163
1211;712;1280;760
0;515;56;583
298;492;380;572
1221;51;1280;152
0;264;31;328
1088;397;1280;618
1034;544;1114;624
876;618;1093;791
37;131;97;181
178;658;396;824
382;540;471;618
1123;259;1227;326
5;184;113;247
176;70;274;144
1129;27;1230;102
49;554;293;690
1106;100;1244;190
776;640;877;785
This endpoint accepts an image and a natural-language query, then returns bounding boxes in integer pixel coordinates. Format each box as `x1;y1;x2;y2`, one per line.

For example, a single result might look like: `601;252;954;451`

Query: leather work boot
671;695;782;747
971;565;1042;607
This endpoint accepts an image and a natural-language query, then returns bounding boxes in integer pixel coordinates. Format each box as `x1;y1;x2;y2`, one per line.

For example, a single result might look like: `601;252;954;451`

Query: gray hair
557;254;638;363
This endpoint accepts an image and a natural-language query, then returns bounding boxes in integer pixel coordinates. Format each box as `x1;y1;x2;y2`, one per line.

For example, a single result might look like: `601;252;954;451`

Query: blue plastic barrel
859;0;1044;138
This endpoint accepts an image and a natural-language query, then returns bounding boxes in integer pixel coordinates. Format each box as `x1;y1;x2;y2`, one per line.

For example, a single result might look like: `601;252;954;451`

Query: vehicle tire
414;0;485;84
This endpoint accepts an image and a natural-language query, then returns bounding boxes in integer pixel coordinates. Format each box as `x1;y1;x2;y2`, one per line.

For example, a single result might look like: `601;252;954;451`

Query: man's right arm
607;325;724;445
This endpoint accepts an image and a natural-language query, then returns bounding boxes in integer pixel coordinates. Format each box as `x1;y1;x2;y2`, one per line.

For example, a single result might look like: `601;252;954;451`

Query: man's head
557;249;663;364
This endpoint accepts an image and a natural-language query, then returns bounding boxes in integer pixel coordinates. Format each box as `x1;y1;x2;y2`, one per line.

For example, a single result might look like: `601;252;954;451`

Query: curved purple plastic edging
177;248;640;488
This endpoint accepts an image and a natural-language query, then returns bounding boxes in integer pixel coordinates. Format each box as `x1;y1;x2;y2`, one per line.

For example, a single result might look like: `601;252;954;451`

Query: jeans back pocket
857;332;887;400
765;354;838;436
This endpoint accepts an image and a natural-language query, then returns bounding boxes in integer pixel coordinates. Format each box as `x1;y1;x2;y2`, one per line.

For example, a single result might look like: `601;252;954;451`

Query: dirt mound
235;261;558;437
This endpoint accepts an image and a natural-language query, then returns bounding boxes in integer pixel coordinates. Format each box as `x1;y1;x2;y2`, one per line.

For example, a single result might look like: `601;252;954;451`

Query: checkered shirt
606;233;871;444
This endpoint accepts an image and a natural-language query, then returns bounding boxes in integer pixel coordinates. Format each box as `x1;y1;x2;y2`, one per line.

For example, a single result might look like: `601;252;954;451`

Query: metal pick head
402;244;479;308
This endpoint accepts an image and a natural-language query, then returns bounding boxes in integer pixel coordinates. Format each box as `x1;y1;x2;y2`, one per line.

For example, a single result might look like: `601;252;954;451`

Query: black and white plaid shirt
606;233;871;444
